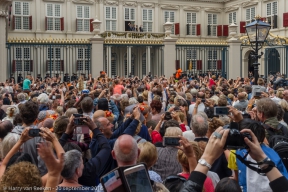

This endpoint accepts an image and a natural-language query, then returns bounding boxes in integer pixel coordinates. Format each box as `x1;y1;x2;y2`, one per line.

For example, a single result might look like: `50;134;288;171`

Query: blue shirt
23;79;31;90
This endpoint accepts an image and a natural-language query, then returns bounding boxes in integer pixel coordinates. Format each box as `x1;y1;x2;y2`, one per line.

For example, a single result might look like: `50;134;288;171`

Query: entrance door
268;48;280;75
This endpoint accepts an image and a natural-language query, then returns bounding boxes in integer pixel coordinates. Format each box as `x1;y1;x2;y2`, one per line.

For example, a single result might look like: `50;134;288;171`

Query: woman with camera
179;126;288;192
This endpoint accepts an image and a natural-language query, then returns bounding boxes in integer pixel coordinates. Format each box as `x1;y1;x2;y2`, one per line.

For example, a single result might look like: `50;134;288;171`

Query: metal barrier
6;42;91;81
264;46;288;77
176;45;229;78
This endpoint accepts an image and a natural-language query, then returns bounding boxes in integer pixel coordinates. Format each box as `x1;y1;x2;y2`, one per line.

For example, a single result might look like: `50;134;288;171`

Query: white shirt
188;102;205;115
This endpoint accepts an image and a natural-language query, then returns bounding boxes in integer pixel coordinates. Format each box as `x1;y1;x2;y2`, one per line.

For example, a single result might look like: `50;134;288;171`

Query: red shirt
113;84;124;94
151;130;163;144
209;78;216;88
178;173;215;192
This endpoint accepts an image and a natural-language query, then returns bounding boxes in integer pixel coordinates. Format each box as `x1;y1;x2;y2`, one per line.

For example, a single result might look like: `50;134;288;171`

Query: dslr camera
224;122;252;150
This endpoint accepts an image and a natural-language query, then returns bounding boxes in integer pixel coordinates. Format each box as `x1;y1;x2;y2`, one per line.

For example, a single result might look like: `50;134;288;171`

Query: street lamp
245;16;271;83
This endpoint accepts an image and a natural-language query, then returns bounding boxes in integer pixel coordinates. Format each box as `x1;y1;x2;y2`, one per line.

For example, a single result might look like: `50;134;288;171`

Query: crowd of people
0;71;288;192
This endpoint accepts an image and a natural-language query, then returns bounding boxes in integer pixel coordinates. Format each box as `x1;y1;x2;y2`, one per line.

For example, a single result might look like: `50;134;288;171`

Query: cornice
205;7;223;13
224;6;239;13
161;4;180;10
72;0;94;5
183;6;201;12
104;0;118;6
42;0;65;2
242;1;258;8
141;3;154;8
123;1;137;7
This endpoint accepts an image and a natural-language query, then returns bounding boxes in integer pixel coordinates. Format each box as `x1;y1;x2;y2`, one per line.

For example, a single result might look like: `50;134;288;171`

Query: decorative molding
204;7;223;12
242;1;258;8
123;1;137;7
224;6;239;13
183;6;201;12
42;0;65;2
72;0;94;4
161;4;179;10
0;9;8;17
104;0;118;6
141;3;154;8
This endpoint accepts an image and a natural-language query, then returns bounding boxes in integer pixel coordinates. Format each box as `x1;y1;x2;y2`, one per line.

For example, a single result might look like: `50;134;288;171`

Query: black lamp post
245;16;271;84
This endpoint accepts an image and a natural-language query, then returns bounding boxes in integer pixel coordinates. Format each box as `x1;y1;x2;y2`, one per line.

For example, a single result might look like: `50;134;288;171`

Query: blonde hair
177;142;203;171
164;127;182;137
78;76;84;92
279;100;288;111
64;108;78;118
137;142;158;168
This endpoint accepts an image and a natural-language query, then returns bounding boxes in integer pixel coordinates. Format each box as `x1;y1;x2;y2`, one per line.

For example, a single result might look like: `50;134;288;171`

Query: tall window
47;48;61;71
267;1;277;16
76;6;90;32
14;1;30;30
14;47;31;71
142;9;152;32
186;49;197;70
105;7;117;31
208;50;217;70
229;11;236;24
266;1;277;28
208;13;217;36
46;4;61;30
125;8;135;21
186;12;196;35
246;7;256;24
77;48;90;71
164;11;175;34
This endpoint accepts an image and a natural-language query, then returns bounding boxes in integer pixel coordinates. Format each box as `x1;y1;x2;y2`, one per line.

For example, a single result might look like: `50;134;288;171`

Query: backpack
163;175;186;192
264;123;288;170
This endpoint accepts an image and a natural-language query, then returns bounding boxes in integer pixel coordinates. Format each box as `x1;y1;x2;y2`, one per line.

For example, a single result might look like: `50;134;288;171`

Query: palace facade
0;0;287;81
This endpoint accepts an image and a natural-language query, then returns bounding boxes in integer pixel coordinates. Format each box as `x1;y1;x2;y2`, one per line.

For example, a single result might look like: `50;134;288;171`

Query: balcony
100;31;165;45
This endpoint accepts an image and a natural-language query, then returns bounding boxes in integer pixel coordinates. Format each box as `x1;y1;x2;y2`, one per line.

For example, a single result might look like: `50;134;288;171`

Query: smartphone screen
124;164;153;192
101;170;125;192
163;137;180;146
214;107;229;116
75;126;89;134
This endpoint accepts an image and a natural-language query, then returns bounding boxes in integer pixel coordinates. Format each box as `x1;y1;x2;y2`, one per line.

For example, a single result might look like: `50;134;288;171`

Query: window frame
207;13;217;36
266;1;278;17
46;3;62;31
186;12;197;36
105;6;117;31
76;5;91;32
124;7;135;21
164;10;175;34
245;7;256;25
14;1;30;30
207;50;218;70
228;11;236;25
14;47;31;71
77;48;90;71
142;9;153;32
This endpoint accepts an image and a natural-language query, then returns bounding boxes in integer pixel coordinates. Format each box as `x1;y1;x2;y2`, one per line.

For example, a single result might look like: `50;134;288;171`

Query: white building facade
0;0;287;81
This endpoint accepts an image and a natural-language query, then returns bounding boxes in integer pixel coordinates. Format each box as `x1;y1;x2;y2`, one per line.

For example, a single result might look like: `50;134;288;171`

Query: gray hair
191;114;208;137
1;133;20;158
61;149;82;179
17;93;25;102
190;88;198;96
113;136;138;163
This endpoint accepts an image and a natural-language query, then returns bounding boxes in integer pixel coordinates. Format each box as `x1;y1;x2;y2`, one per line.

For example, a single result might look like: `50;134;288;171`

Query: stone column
118;1;124;31
127;46;132;76
0;1;10;82
66;0;72;38
146;46;151;75
107;46;111;77
163;39;177;77
154;3;159;32
227;21;241;79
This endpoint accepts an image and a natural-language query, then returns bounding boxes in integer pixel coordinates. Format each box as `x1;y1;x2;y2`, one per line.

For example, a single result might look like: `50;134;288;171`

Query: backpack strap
277;123;288;138
137;137;142;143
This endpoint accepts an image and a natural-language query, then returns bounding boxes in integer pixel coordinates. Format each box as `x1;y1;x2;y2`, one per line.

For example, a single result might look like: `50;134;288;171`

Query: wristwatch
198;159;212;169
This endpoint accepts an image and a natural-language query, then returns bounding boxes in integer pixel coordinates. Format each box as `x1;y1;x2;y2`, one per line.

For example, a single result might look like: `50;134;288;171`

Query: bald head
197;92;205;99
112;135;139;166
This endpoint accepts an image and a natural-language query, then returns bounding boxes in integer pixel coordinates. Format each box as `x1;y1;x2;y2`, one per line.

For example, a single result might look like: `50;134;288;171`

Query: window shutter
197;24;201;36
175;60;180;70
197;60;202;70
186;24;190;35
12;60;16;72
175;23;180;35
223;25;228;36
217;60;222;70
60;60;64;71
29;16;32;30
207;25;211;36
45;17;48;30
90;18;94;32
284;13;288;27
60;17;64;31
12;15;15;30
273;15;277;29
76;19;78;31
30;60;33;72
217;25;222;36
240;21;246;33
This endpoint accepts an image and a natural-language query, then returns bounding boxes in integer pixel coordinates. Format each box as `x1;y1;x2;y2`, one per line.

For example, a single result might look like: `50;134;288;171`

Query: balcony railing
100;31;165;39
